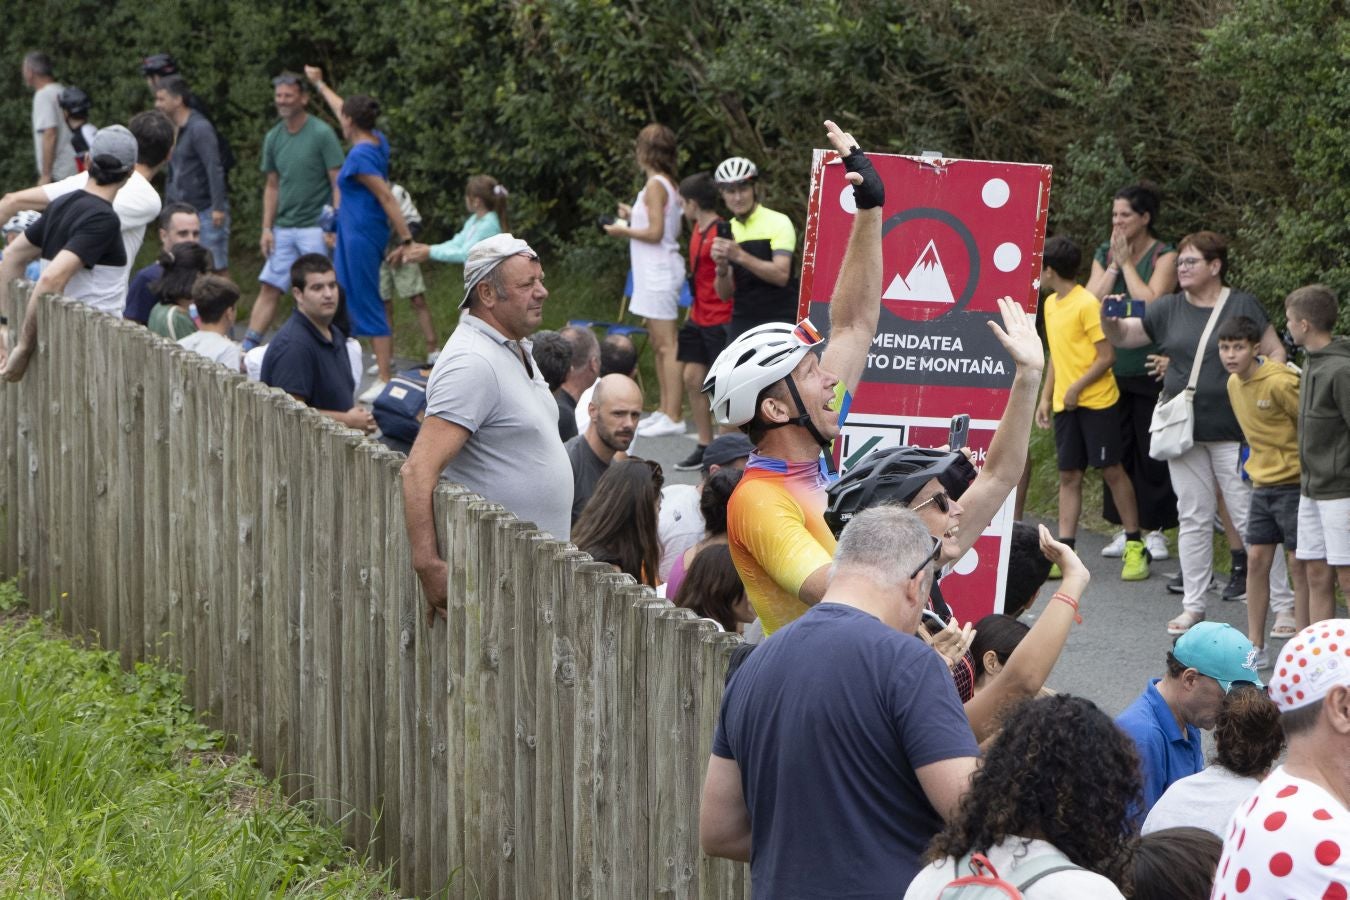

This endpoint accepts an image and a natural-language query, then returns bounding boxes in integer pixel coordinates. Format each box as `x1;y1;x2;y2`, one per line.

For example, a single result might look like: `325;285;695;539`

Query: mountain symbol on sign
883;239;956;304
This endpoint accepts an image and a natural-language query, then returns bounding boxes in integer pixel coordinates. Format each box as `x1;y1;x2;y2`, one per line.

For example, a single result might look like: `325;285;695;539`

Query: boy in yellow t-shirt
1035;236;1148;581
1219;314;1304;666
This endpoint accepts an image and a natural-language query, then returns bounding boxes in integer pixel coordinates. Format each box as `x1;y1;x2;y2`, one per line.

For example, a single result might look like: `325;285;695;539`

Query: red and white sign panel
799;151;1052;621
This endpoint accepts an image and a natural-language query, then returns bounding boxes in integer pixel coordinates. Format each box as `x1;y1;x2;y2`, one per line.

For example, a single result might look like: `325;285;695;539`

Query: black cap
702;434;754;473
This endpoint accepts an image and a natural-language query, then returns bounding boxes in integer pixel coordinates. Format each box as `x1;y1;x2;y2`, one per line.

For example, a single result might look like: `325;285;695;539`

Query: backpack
372;367;432;444
935;850;1083;899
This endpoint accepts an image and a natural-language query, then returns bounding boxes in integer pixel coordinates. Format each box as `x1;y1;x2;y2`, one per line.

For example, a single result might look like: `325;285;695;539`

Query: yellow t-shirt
1044;284;1119;412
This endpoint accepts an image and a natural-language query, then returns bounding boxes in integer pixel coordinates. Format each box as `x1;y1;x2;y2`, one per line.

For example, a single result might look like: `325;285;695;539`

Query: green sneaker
1121;539;1150;581
1048;562;1063;579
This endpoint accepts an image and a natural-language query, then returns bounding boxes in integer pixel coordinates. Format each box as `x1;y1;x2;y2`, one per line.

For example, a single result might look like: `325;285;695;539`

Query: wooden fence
0;288;750;898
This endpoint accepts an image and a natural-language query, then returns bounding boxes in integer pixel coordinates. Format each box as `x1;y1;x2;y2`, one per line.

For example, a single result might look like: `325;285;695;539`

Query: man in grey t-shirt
564;373;643;523
401;233;572;621
22;52;76;184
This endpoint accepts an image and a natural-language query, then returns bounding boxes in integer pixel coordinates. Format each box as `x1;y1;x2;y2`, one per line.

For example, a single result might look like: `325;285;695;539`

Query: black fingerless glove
940;451;978;500
842;147;885;209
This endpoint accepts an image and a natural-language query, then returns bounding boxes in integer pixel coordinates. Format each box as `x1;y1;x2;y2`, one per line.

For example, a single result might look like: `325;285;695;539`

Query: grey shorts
1247;483;1299;551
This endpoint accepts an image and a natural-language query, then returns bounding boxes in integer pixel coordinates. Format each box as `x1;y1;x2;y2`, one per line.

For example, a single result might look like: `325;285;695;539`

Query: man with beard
565;373;644;523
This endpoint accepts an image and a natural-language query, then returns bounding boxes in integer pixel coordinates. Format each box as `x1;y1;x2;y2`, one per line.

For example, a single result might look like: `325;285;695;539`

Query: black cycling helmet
58;86;91;118
140;53;179;78
824;445;977;537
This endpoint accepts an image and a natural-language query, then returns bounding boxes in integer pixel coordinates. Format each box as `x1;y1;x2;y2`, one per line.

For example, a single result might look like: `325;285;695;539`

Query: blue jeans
198;210;231;269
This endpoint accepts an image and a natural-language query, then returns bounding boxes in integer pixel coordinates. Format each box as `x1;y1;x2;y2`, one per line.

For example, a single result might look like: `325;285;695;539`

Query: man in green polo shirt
242;71;345;352
710;156;799;342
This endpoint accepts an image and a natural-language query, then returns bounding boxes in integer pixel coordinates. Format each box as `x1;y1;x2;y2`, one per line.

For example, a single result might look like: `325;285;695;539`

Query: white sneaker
637;412;687;438
426;351;440;366
1145;530;1170;561
635;411;668;435
1250;645;1270;671
365;362;380;376
1101;531;1126;558
358;379;387;404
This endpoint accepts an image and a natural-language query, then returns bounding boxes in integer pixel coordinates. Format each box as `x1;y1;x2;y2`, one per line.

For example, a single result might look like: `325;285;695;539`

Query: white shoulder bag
1148;288;1230;461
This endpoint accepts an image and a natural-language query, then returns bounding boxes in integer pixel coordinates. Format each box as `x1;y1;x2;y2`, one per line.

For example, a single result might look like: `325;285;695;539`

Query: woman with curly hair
1141;683;1284;836
572;458;663;587
905;694;1137;898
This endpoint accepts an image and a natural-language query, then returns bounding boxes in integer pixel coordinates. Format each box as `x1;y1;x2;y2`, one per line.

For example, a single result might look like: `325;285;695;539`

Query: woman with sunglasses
572;458;665;587
1101;231;1293;639
826;449;1089;741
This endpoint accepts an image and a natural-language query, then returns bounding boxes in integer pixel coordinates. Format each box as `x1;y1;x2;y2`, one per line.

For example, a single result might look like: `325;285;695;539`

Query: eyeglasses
909;534;944;581
911;490;951;514
1176;256;1209;270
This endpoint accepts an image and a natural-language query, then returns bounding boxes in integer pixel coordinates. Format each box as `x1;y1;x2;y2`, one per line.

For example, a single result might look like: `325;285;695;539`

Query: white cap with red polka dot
1268;619;1350;711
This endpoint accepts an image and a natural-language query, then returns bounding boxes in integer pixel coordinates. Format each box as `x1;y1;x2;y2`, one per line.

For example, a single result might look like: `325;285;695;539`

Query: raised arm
940;297;1043;563
817;119;884;395
962;526;1087;742
304;66;344;122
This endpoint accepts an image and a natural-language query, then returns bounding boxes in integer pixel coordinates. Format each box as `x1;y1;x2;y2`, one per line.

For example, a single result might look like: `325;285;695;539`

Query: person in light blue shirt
396;174;506;266
1115;621;1262;814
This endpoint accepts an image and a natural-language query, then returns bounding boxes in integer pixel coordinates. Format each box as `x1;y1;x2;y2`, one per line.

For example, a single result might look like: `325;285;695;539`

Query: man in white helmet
711;154;799;342
705;127;1045;640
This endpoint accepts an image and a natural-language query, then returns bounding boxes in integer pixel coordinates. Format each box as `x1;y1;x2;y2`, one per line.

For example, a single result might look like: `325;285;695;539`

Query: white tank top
629;173;685;280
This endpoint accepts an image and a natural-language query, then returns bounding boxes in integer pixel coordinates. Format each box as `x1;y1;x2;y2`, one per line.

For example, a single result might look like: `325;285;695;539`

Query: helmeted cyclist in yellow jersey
703;122;1046;657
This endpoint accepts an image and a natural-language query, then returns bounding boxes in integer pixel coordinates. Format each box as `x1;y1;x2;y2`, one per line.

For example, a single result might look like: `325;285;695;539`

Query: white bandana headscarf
460;233;538;309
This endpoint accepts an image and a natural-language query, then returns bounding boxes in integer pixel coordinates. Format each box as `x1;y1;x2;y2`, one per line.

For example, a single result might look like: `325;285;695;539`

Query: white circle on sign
982;178;1010;208
993;242;1022;272
839;184;857;215
951;547;979;576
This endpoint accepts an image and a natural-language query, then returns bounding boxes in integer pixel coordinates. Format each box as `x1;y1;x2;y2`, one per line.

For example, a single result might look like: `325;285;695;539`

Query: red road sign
800;150;1052;620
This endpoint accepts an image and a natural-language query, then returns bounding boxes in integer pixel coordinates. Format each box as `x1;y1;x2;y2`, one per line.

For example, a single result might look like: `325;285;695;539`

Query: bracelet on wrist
1052;591;1083;624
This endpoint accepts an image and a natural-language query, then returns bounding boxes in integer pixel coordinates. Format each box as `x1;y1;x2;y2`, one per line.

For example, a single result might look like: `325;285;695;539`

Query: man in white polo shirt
401;234;573;621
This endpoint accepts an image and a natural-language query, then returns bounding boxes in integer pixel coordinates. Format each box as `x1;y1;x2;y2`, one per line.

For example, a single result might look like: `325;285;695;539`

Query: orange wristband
1052;592;1083;624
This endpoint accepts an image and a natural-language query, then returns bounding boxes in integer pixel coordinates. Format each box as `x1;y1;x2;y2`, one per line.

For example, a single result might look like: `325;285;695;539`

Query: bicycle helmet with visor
824;445;977;537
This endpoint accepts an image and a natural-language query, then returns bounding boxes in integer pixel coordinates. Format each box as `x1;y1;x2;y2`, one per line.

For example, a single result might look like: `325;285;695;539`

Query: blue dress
334;131;391;338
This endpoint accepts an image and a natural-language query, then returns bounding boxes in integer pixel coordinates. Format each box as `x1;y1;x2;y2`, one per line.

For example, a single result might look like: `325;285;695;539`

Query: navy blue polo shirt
1115;677;1204;814
260;309;355;412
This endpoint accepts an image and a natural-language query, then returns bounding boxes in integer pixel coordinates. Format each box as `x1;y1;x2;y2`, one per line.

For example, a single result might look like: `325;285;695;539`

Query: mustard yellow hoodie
1227;358;1300;486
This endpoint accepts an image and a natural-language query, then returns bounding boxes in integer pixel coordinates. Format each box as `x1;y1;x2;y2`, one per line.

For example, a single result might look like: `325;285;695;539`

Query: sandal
1270;613;1298;640
1167;610;1205;636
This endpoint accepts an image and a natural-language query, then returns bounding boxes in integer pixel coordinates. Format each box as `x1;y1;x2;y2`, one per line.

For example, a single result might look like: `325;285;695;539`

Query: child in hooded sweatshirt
1284;283;1350;625
1221;314;1304;665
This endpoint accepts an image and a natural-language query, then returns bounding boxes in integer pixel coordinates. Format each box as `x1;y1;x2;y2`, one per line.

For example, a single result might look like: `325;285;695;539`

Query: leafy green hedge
3;0;1346;323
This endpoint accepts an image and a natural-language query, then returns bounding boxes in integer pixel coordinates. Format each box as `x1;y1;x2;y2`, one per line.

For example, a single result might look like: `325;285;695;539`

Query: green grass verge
0;584;392;898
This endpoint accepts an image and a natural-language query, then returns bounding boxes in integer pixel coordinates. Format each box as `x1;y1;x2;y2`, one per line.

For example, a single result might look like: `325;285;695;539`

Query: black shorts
1247;483;1299;550
1053;406;1123;471
677;321;729;367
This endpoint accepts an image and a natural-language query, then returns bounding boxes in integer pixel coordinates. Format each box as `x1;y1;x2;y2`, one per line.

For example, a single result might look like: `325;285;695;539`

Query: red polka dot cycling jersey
1213;765;1349;899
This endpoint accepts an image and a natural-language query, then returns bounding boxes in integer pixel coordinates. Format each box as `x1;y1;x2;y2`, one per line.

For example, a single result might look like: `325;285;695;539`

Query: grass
0;584;393;898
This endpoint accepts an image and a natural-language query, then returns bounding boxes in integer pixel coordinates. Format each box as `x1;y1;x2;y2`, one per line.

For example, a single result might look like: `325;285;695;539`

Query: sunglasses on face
911;490;951;514
909;534;944;581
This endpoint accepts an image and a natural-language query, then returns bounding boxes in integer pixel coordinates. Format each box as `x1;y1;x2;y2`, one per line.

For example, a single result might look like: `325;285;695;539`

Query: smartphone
947;414;970;452
1103;297;1146;318
715;220;732;240
921;608;949;635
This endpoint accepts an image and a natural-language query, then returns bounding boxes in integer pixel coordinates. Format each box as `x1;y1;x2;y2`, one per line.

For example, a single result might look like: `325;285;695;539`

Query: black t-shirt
564;433;610;523
554;388;579;442
260;310;355;412
24;190;126;268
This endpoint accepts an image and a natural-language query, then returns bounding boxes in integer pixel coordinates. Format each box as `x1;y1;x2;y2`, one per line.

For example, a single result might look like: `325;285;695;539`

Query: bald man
564;373;644;523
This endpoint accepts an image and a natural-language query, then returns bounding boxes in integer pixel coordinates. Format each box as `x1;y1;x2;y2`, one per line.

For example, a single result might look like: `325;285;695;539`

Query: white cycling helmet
3;210;40;235
714;156;759;186
703;320;823;427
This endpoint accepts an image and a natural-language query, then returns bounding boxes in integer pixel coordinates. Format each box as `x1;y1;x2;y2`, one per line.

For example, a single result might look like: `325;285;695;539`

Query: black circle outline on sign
881;207;980;321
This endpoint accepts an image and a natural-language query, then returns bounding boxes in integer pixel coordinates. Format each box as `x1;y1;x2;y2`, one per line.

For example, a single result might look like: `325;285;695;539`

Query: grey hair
832;503;934;588
23;52;53;77
560;324;599;372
